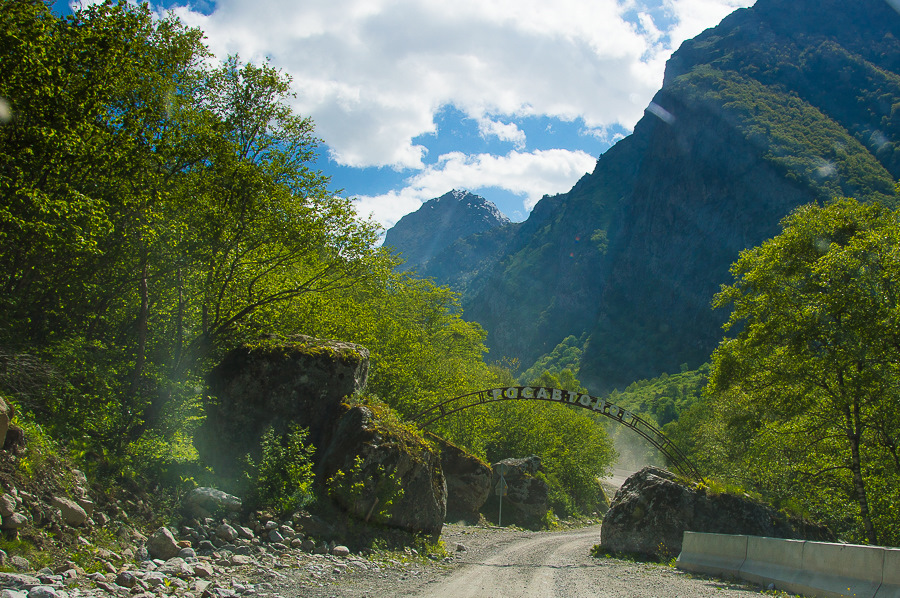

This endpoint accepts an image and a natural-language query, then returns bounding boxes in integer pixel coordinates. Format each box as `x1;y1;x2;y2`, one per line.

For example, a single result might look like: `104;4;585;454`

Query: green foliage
697;198;900;545
0;0;619;520
519;335;585;386
608;364;709;427
246;425;315;514
326;455;405;523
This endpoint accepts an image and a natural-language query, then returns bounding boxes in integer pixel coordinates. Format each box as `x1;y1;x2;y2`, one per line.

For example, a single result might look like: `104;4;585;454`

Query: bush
246;425;315;513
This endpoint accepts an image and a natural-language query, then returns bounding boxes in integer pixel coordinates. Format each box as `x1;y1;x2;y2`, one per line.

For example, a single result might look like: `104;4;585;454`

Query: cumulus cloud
165;0;753;170
353;148;596;229
478;118;526;149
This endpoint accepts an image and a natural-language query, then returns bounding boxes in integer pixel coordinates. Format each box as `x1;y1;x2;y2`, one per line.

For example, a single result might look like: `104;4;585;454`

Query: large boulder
196;335;369;480
318;405;447;538
429;434;491;522
484;456;548;527
600;466;834;559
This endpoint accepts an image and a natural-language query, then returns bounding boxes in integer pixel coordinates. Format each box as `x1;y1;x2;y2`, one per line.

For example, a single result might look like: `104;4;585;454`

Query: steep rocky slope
382;190;510;274
424;0;900;390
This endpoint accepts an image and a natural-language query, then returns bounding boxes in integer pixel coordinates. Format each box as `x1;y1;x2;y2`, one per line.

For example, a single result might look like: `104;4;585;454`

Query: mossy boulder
197;335;369;482
600;466;834;559
318;405;447;538
428;434;491;522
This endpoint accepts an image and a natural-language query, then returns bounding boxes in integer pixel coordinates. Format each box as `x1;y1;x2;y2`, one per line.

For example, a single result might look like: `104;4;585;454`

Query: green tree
707;197;900;544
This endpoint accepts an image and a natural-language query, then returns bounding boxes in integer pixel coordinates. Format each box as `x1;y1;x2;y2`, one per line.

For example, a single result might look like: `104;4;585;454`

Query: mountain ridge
404;0;900;390
382;189;511;274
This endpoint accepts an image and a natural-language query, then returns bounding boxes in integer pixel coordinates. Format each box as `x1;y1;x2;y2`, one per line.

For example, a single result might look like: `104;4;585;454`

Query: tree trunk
845;402;878;544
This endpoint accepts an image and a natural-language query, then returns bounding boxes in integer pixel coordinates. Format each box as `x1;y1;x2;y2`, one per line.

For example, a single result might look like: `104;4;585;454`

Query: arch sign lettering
411;386;702;480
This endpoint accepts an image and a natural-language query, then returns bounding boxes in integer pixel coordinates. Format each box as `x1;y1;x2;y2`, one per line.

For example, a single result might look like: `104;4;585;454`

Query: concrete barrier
677;533;897;598
676;531;747;578
740;536;804;589
874;548;900;598
786;541;883;598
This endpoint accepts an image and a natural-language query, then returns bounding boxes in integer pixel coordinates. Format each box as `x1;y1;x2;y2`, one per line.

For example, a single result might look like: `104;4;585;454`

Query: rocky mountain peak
383;190;511;272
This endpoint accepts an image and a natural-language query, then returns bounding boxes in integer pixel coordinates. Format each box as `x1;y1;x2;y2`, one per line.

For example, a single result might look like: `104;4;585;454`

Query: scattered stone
331;546;350;557
26;587;62;598
2;513;28;530
184;488;242;519
0;573;40;589
216;524;238;543
50;497;88;527
9;556;31;571
147;527;181;561
115;572;138;588
0;494;16;517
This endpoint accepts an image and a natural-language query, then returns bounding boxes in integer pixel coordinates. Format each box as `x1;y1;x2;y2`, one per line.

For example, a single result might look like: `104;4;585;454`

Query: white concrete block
740;536;805;589
782;542;884;598
676;532;747;578
874;548;900;598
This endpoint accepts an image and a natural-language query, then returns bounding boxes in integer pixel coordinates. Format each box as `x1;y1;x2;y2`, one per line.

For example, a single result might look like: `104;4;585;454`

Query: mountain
422;0;900;391
382;190;511;274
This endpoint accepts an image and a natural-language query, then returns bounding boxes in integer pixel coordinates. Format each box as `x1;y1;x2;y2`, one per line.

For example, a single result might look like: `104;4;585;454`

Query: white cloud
353;148;596;229
164;0;753;170
663;0;754;46
478;118;526;149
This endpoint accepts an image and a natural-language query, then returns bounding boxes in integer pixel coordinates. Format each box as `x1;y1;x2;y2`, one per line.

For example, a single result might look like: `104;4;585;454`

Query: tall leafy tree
707;197;900;544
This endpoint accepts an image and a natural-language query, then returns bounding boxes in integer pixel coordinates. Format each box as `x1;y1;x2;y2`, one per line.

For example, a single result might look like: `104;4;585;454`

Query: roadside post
496;464;508;526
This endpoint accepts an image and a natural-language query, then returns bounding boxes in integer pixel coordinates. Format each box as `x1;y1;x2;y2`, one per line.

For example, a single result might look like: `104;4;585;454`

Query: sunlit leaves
704;197;900;544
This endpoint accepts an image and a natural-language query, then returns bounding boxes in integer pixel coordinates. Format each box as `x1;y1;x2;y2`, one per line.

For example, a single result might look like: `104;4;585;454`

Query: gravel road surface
272;523;772;598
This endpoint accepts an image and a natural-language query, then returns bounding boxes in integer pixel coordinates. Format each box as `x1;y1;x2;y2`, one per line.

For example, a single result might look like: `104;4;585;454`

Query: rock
216;523;238;543
74;498;93;518
1;591;27;598
0;494;16;517
3;426;25;454
2;513;28;530
486;456;548;527
318;405;447;537
178;547;196;559
184;488;242;519
293;513;333;537
0;573;40;589
26;588;61;598
331;545;350;557
0;396;11;450
115;572;138;588
600;466;835;559
198;335;370;481
193;563;214;578
146;527;181;561
429;434;491;522
49;497;87;527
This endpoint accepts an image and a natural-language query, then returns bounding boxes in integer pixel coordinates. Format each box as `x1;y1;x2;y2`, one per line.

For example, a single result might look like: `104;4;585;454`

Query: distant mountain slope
382;190;510;273
425;0;900;391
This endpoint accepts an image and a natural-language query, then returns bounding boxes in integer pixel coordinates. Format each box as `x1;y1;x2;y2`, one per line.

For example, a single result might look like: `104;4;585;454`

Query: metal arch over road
411;386;703;481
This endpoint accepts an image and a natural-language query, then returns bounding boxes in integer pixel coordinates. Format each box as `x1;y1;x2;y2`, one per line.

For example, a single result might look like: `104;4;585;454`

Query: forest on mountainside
597;196;900;547
416;0;900;393
0;0;614;523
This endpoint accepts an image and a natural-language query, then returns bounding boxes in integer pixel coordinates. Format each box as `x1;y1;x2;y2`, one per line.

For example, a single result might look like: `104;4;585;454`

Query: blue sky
56;0;755;230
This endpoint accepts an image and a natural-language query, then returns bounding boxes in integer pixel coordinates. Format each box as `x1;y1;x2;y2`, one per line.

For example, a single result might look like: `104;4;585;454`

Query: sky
57;0;756;231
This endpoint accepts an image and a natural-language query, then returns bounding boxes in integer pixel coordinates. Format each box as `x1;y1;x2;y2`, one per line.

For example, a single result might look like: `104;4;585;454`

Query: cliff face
382;189;510;274
426;0;900;390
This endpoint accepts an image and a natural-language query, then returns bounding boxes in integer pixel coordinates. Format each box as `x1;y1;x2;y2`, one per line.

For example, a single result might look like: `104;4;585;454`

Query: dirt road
411;526;764;598
279;524;771;598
